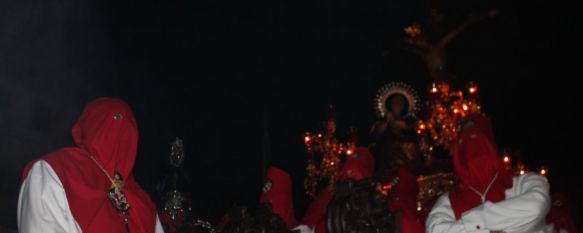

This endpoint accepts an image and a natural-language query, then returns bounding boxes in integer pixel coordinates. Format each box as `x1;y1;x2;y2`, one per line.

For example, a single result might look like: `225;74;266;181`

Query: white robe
18;160;165;233
292;225;314;233
426;172;563;233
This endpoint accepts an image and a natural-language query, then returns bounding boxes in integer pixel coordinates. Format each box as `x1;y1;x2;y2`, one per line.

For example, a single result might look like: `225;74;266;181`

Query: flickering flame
304;136;311;143
462;104;469;111
419;124;426;130
431;87;438;93
469;87;477;93
417;130;422;134
519;170;525;175
540;168;547;176
453;109;459;114
346;149;353;156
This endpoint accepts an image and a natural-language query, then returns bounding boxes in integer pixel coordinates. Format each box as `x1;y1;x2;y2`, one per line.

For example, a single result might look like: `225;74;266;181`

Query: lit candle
468;81;478;94
517;163;525;175
503;156;510;163
540;167;548;176
430;82;438;94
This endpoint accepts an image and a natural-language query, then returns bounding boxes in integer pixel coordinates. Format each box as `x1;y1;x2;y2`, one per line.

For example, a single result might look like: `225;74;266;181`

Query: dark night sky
0;0;580;228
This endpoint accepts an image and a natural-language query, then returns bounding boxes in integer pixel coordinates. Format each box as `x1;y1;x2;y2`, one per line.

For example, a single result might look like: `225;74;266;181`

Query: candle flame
503;156;510;163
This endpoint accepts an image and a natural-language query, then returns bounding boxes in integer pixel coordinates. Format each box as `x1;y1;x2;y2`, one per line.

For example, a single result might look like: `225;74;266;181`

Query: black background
1;0;580;229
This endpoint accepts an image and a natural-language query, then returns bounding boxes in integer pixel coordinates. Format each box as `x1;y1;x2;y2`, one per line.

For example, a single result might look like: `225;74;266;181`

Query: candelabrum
303;107;355;196
418;81;481;152
162;137;189;221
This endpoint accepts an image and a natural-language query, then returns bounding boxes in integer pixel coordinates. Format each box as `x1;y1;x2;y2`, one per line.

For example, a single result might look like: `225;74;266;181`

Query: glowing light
346;149;353;156
317;134;322;138
462;104;469;111
519;170;525;175
417;130;422;134
417;206;422;211
503;156;510;163
304;136;311;143
540;167;547;176
453;109;459;114
469;87;477;93
330;162;335;166
431;87;438;93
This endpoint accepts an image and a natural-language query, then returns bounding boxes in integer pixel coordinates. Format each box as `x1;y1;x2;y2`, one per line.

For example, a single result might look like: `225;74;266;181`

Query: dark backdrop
1;0;580;228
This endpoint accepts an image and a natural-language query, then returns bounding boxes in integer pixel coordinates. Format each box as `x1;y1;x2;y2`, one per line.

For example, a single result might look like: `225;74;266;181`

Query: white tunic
292;225;314;233
18;160;165;233
426;172;561;233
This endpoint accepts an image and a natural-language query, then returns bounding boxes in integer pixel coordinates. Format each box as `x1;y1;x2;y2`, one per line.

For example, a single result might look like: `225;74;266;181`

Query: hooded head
259;167;297;229
336;147;375;181
22;97;158;233
449;113;513;219
462;113;495;144
452;127;501;193
72;97;138;179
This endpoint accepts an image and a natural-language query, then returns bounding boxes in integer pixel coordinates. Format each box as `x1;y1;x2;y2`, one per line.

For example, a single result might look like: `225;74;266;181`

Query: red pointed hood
72;97;139;179
336;147;375;181
259;167;297;228
23;97;157;233
449;114;513;219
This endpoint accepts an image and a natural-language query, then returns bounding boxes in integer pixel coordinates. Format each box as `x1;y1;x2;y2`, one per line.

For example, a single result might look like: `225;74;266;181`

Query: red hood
449;114;513;219
336;147;375;181
452;127;502;193
22;97;157;233
72;97;139;179
259;167;297;228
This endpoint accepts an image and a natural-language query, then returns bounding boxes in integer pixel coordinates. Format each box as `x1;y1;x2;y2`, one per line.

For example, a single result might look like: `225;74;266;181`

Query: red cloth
301;147;374;228
354;147;375;176
546;193;577;233
259;167;298;228
22;98;158;233
336;147;374;181
300;189;333;228
449;126;513;220
463;113;495;144
386;168;424;233
400;217;425;233
216;212;230;231
314;218;327;233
